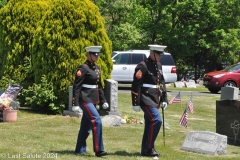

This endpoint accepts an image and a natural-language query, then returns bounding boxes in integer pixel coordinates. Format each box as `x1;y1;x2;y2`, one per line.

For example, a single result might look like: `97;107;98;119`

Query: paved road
118;84;220;97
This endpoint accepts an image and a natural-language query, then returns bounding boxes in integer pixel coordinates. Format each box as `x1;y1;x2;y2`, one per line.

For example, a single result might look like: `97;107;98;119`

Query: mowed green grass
0;84;240;160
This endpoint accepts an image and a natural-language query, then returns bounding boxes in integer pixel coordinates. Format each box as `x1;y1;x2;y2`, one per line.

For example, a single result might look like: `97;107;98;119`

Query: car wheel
208;88;220;93
224;81;237;87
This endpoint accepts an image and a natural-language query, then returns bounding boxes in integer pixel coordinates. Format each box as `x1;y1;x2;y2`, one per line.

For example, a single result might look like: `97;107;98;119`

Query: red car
203;63;240;93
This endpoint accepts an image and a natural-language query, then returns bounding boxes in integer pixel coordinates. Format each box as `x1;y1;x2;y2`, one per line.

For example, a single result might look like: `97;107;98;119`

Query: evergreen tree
0;0;112;111
0;0;50;81
32;0;112;105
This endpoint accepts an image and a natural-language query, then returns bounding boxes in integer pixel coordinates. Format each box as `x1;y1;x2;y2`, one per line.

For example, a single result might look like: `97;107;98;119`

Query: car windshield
223;64;240;72
111;52;117;58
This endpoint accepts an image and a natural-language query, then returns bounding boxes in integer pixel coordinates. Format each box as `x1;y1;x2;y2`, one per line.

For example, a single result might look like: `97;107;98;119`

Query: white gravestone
102;115;122;127
220;87;238;100
180;131;227;155
174;81;184;88
185;81;197;88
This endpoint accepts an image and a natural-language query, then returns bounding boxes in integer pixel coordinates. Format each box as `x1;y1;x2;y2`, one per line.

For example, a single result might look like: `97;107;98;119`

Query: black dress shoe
141;148;160;157
95;151;109;157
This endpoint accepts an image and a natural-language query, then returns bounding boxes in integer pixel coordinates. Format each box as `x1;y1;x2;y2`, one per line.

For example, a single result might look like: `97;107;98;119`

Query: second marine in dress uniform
131;44;168;157
72;46;109;157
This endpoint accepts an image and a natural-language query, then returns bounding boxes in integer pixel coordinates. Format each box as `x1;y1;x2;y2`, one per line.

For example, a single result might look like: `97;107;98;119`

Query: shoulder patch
77;70;82;77
140;61;146;64
136;69;142;79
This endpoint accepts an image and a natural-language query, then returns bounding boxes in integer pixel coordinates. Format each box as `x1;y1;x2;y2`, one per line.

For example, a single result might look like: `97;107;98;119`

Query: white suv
111;50;177;83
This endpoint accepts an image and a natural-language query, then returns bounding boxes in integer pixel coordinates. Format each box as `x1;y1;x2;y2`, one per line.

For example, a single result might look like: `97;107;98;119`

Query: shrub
21;75;64;114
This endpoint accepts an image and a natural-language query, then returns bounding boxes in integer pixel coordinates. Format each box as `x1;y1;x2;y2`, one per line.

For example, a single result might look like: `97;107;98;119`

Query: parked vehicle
203;62;240;93
111;50;177;84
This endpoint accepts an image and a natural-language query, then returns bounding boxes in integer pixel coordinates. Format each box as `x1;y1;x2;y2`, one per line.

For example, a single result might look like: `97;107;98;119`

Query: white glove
72;106;81;112
102;102;109;109
132;106;140;112
161;102;168;110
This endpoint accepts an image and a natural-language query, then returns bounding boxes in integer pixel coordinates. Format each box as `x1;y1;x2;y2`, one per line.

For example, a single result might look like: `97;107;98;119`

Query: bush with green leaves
0;0;112;111
21;75;64;114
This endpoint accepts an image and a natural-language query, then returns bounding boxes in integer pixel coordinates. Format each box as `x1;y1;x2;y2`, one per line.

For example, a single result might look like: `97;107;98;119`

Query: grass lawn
0;84;240;160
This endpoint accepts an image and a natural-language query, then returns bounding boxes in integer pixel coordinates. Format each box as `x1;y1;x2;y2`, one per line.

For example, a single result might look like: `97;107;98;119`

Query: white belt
82;84;97;88
143;83;158;88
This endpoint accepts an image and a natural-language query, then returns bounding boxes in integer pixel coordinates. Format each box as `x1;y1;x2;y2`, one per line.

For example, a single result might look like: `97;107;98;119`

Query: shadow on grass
49;150;94;158
49;150;140;157
19;107;57;115
111;150;140;157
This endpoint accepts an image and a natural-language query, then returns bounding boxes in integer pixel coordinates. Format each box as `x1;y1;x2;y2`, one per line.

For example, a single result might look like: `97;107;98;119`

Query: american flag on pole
169;92;181;104
179;107;188;128
188;95;194;114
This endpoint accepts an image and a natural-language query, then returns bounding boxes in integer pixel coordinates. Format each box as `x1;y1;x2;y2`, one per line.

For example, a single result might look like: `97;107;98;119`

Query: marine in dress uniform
72;46;109;157
131;45;168;157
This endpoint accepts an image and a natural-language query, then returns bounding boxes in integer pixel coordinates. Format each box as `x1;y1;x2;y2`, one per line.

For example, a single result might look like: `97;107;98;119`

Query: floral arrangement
121;115;144;124
0;94;20;110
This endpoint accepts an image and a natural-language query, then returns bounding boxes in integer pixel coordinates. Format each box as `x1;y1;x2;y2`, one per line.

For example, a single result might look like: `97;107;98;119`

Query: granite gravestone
99;79;121;116
174;82;184;88
63;86;82;118
216;99;240;146
220;87;238;100
101;115;122;127
180;131;227;155
185;81;196;88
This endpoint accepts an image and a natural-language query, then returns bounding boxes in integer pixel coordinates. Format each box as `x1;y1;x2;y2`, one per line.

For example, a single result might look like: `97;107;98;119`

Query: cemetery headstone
198;80;203;85
101;115;122;127
185;81;196;88
99;79;122;116
174;81;184;88
180;131;227;155
63;86;82;118
220;87;238;100
216;99;240;146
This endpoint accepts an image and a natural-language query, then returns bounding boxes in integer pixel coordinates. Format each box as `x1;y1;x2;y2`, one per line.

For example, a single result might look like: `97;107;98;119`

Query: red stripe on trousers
145;106;154;149
83;103;99;152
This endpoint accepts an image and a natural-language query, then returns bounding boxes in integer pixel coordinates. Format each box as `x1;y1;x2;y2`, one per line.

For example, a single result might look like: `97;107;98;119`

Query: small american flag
188;95;194;114
179;108;188;128
169;92;181;104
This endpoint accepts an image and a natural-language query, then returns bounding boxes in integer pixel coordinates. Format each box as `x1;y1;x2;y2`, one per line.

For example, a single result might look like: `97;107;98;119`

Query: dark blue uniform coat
73;60;107;154
131;57;168;153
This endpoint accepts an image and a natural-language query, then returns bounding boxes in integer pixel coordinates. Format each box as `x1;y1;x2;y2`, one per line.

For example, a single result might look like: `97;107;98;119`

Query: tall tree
0;0;8;9
93;0;147;50
0;0;50;81
32;0;112;104
0;0;112;109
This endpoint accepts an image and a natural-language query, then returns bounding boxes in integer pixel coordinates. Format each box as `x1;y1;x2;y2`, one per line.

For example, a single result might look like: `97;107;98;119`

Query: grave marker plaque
180;131;227;155
185;81;196;88
174;82;184;88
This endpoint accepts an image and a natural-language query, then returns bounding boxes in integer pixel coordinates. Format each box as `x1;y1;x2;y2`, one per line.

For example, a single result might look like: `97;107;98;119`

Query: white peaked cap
148;44;167;52
85;46;102;53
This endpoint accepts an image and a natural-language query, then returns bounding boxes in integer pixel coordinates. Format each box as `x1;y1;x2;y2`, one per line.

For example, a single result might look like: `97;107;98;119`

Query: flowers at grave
121;115;144;124
0;94;20;110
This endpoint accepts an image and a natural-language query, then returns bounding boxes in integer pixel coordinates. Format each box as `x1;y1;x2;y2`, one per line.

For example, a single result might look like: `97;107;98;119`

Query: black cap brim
153;50;164;55
89;52;100;56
